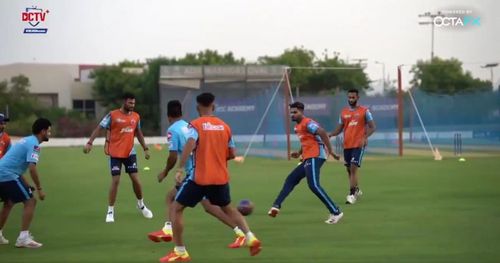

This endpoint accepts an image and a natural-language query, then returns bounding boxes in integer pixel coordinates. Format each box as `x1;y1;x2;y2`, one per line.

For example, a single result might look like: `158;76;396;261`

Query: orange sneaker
159;250;191;262
247;237;262;256
148;230;172;243
227;236;245;248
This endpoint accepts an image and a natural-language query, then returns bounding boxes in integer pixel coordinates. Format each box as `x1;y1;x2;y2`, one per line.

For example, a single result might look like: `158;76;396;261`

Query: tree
410;57;491;94
259;47;371;95
10;75;31;97
259;47;315;92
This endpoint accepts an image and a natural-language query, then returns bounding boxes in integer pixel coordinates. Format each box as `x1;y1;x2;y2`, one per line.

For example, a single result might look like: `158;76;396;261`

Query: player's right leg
0;198;14;244
106;157;122;223
1;178;43;248
199;198;246;248
268;162;306;217
160;180;203;262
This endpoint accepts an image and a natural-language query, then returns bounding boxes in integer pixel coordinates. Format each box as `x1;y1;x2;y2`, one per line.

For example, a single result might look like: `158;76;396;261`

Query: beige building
0;63;104;118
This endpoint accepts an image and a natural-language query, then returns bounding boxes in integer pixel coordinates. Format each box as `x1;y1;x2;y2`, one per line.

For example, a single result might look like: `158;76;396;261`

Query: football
237;199;254;216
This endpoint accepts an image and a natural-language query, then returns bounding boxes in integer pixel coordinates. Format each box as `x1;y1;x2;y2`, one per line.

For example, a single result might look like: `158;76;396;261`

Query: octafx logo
22;6;49;34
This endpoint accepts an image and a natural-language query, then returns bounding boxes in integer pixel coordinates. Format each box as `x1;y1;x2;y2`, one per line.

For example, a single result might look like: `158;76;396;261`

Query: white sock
245;231;255;240
233;226;244;237
175;246;186;253
108;206;114;213
19;230;29;239
163;221;172;231
137;199;145;208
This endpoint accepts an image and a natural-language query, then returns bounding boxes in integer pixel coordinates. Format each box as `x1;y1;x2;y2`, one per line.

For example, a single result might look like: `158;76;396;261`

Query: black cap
0;113;9;123
289;101;305;110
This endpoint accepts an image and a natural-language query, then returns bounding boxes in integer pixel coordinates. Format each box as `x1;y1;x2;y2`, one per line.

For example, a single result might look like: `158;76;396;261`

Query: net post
397;65;404;157
284;70;292;160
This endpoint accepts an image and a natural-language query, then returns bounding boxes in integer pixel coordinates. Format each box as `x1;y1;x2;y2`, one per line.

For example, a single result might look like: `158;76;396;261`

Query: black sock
350;187;356;195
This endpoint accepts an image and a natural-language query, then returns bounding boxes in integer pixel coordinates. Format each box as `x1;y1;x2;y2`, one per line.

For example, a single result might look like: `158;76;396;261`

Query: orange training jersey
295;117;327;160
339;106;373;149
188;116;233;185
99;110;140;158
0;132;11;159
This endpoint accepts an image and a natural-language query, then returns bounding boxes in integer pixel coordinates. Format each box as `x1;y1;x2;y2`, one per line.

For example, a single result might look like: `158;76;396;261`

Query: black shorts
175;180;230;208
344;147;365;167
109;155;138;176
0;177;33;203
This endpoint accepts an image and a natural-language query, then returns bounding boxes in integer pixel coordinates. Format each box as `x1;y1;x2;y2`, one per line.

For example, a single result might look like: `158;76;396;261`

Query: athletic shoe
227;236;245;248
15;234;42;248
267;207;279;218
0;234;9;245
105;211;114;223
159;249;191;262
346;194;357;204
148;229;172;242
325;212;344;224
355;188;363;197
138;205;153;219
247;237;262;256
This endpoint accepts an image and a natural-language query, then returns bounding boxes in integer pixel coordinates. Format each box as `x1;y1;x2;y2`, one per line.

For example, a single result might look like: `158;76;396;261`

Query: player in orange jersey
0;113;11;159
329;88;376;204
159;93;261;262
83;93;153;222
268;101;343;224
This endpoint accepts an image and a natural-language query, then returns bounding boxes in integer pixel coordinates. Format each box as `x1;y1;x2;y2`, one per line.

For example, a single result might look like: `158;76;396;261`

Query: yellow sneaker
159;249;191;262
247;237;262;256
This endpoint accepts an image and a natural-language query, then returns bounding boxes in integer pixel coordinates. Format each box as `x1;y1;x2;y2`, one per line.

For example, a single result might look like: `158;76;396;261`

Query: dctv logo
22;6;49;34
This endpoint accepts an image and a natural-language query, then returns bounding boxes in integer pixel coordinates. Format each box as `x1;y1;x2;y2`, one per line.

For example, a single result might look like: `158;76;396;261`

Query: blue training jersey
0;135;40;182
167;119;193;175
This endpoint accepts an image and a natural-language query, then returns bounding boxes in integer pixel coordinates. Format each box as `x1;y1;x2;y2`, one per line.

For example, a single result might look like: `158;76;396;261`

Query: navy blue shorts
0;177;33;203
109;155;138;176
344;147;365;167
175;180;230;208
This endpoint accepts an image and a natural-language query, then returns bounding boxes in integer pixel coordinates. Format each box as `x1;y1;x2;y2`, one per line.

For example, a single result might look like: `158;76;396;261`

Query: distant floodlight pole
375;61;386;91
418;11;442;61
481;63;499;88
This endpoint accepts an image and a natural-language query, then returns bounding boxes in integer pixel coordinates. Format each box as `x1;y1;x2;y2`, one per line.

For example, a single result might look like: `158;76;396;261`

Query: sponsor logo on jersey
120;127;134;133
202;122;224;131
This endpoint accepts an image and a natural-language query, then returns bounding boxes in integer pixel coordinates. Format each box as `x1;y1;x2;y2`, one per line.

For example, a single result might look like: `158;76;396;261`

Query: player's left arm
308;121;340;160
317;127;340;160
135;120;150;160
227;136;236;160
364;110;376;147
28;163;45;200
176;138;196;183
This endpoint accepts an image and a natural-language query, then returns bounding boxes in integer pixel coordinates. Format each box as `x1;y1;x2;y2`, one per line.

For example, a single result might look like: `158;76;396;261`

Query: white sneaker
0;234;9;245
15;234;42;248
355;189;363;197
325;212;344;224
267;207;280;218
105;211;115;223
138;205;153;219
346;194;357;204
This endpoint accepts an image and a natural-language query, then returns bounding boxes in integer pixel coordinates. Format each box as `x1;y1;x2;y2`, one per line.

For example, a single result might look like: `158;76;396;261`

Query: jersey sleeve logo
30;153;40;161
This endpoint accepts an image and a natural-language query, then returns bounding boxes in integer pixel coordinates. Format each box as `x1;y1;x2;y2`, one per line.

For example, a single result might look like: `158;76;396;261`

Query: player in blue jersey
0;118;51;248
147;100;247;250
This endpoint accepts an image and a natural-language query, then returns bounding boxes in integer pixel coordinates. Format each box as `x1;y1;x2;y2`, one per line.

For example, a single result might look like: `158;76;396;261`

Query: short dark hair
289;101;305;111
347;88;359;95
167;100;182;118
32;118;51;134
196;93;215;107
122;92;135;100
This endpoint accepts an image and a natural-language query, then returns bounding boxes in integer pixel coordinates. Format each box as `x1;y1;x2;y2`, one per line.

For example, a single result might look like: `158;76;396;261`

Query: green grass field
1;147;500;262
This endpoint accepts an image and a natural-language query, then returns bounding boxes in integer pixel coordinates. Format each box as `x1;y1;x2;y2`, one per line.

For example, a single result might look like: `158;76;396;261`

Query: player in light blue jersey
0;118;51;248
148;100;247;249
